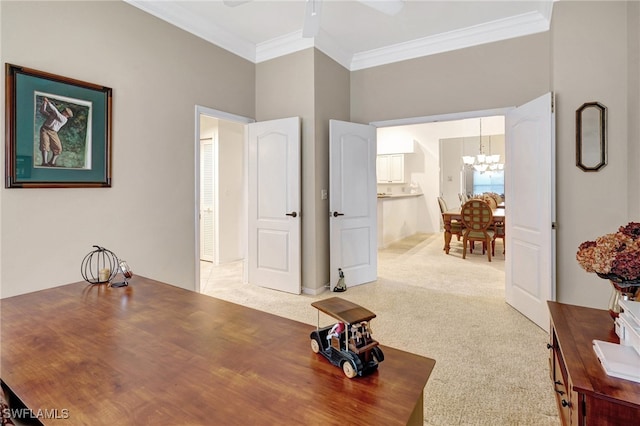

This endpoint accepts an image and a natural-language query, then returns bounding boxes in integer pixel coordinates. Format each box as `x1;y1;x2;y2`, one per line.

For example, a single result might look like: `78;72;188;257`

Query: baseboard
302;284;330;296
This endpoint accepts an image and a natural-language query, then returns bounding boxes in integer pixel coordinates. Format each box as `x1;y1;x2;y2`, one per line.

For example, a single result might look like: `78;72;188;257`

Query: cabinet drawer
552;349;572;426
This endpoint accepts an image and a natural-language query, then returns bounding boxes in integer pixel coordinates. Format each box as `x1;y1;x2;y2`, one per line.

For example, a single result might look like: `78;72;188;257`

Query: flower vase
607;281;640;319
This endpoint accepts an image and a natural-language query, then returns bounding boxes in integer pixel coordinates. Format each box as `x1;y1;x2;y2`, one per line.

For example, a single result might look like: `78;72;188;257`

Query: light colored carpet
201;233;559;426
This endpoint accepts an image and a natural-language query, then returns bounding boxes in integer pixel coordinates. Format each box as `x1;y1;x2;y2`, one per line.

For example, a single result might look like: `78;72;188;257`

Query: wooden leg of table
407;391;424;426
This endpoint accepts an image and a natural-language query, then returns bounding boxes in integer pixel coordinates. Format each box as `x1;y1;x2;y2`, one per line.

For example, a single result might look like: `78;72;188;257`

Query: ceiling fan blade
358;0;404;16
302;0;323;38
223;0;252;7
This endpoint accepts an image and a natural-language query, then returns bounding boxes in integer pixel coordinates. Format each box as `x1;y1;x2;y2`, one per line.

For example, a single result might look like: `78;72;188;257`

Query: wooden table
1;276;435;425
442;208;505;254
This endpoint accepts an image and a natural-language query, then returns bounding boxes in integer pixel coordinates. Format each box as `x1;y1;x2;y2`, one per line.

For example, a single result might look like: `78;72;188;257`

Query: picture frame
5;64;112;188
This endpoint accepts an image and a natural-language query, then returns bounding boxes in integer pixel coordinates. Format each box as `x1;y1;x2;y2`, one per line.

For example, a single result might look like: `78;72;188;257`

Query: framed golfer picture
5;64;112;188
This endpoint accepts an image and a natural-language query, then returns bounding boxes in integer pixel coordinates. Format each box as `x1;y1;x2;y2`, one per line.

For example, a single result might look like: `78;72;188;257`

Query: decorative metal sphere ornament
81;245;119;284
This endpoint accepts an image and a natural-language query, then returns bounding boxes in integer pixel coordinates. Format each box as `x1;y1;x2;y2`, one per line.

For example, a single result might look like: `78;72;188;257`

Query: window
472;170;504;195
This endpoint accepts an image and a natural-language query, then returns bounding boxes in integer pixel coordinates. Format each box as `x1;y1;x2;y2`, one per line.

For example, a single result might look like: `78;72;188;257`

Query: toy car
310;297;384;378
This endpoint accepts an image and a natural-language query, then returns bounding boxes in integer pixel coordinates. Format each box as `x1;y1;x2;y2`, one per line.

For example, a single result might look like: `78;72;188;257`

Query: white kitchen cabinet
377;154;404;183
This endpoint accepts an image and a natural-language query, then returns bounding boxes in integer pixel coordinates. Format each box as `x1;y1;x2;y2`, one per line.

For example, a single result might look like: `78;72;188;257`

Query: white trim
302;285;329;296
126;1;552;71
194;110;203;294
350;11;550;71
314;30;353;70
125;0;256;62
370;107;513;128
196;106;255;125
255;31;314;63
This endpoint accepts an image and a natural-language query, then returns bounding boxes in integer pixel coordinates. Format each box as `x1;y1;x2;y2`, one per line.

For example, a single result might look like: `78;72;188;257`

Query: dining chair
477;194;498;210
492;220;505;256
460;199;494;261
437;197;463;246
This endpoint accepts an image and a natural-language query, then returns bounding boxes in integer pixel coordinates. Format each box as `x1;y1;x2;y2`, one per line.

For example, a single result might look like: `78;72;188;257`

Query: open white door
505;92;556;330
247;117;301;294
329;120;377;290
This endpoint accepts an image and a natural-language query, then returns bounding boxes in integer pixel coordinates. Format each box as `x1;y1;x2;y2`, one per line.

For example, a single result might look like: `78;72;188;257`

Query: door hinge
552;222;557;230
551;92;555;113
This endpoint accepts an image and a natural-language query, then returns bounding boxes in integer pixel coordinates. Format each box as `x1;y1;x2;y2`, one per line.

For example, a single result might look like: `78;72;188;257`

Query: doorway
373;111;508;300
195;106;252;293
371;93;556;330
374;113;506;247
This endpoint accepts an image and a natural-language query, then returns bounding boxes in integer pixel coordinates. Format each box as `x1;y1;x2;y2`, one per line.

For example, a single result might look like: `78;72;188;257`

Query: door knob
286;212;297;218
332;212;344;217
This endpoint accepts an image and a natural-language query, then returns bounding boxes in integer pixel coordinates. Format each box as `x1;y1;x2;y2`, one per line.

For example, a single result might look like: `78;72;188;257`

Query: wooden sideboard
547;301;640;425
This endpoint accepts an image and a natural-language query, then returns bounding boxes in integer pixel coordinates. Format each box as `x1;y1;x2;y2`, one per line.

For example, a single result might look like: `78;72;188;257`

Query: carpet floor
201;233;560;425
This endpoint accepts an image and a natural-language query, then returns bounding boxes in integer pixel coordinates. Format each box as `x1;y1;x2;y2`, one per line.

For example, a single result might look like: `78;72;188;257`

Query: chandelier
462;118;504;172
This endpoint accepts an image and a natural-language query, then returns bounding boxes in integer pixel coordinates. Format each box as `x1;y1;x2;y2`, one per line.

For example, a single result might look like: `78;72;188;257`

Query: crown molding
126;1;552;71
310;30;354;70
255;29;354;70
349;11;551;71
255;31;314;63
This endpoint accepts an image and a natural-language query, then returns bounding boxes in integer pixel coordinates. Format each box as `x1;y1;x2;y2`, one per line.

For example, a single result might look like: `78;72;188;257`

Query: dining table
442;208;505;254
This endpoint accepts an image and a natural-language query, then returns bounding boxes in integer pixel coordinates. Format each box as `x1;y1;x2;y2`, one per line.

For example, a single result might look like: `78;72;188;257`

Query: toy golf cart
310;297;384;378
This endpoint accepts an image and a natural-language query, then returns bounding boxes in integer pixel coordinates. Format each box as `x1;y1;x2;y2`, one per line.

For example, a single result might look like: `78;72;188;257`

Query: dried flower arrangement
576;222;640;285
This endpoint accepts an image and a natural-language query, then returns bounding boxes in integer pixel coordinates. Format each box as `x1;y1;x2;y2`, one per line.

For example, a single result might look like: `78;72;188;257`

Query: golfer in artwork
39;97;73;167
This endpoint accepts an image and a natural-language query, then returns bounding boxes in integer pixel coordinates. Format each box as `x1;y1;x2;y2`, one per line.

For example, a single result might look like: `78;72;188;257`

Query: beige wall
628;1;640;218
351;32;551;123
552;1;636;307
0;1;255;297
255;49;350;293
312;50;350;291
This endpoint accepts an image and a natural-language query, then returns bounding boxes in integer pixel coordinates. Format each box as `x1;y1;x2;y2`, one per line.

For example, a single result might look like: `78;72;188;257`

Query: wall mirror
576;101;607;172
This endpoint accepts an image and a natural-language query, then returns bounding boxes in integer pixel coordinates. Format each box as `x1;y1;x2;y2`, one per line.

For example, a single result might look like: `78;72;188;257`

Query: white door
505;92;556;330
247;117;301;294
329;120;377;290
200;139;215;262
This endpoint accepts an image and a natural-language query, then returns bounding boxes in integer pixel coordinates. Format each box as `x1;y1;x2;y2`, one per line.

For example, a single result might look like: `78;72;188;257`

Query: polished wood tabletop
442;208;505;254
1;276;435;425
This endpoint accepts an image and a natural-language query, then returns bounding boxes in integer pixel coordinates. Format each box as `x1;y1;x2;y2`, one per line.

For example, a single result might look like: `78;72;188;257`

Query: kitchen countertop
377;193;423;199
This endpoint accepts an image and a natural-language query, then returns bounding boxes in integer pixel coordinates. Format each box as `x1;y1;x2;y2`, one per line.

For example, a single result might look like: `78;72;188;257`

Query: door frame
372;103;557;328
370;107;511;229
370;107;513;294
194;105;254;293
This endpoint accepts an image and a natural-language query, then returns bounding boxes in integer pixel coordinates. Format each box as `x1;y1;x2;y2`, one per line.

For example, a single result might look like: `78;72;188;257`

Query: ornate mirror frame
576;101;607;172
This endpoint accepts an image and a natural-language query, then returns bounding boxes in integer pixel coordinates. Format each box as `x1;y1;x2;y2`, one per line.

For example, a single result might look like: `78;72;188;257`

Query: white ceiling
126;0;554;71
